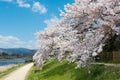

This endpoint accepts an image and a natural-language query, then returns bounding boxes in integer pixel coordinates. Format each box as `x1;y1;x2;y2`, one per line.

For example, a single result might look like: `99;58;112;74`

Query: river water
0;59;26;66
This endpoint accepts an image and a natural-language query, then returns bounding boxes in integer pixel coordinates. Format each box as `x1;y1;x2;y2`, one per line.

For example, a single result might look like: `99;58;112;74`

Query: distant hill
0;48;37;56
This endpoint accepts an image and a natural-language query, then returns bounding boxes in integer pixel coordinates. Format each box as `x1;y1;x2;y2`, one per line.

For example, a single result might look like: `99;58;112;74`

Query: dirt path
92;62;120;67
3;63;33;80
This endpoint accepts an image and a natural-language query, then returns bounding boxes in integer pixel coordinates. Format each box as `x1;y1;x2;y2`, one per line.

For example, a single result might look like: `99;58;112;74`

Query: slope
26;59;120;80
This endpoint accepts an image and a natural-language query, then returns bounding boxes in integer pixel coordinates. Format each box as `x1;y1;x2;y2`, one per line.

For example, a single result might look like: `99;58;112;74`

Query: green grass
0;64;25;79
26;59;120;80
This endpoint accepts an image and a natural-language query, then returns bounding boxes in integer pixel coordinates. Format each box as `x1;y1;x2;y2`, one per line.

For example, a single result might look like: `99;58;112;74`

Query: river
0;59;26;66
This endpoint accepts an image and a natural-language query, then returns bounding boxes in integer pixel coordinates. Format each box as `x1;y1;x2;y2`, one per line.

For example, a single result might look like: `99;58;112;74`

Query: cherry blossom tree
33;25;79;70
33;0;120;70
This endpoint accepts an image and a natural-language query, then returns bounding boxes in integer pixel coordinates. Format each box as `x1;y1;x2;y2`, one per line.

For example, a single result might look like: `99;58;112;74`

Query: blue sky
0;0;74;49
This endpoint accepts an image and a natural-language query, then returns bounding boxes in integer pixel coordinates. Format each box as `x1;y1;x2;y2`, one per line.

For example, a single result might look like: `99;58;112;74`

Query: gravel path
4;63;33;80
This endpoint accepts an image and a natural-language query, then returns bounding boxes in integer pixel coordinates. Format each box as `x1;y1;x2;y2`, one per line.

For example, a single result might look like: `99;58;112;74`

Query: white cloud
1;0;13;2
32;2;47;14
0;35;37;49
44;16;60;26
1;0;47;14
17;0;31;8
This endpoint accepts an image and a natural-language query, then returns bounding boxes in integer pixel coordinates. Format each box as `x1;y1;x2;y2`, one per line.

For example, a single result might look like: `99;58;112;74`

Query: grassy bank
26;59;120;80
0;64;25;79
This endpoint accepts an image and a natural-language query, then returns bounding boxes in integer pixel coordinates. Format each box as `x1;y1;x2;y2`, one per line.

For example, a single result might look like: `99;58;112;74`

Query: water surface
0;59;26;66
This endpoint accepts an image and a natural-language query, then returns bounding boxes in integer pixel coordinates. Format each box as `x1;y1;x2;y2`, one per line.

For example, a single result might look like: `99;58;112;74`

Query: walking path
3;63;33;80
92;62;120;67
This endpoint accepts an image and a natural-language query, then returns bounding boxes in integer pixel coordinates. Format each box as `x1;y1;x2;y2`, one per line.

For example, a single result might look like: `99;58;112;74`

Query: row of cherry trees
33;0;120;70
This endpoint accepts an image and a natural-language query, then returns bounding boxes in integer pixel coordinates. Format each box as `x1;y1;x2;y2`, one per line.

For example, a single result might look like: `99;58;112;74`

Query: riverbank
0;64;25;79
3;63;33;80
0;64;17;73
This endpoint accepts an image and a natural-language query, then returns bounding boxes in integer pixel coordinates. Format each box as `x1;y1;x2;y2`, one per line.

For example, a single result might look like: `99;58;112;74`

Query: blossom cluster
33;0;120;69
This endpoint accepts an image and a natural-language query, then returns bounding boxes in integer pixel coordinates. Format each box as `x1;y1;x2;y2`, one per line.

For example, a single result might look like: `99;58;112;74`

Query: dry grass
0;64;17;73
